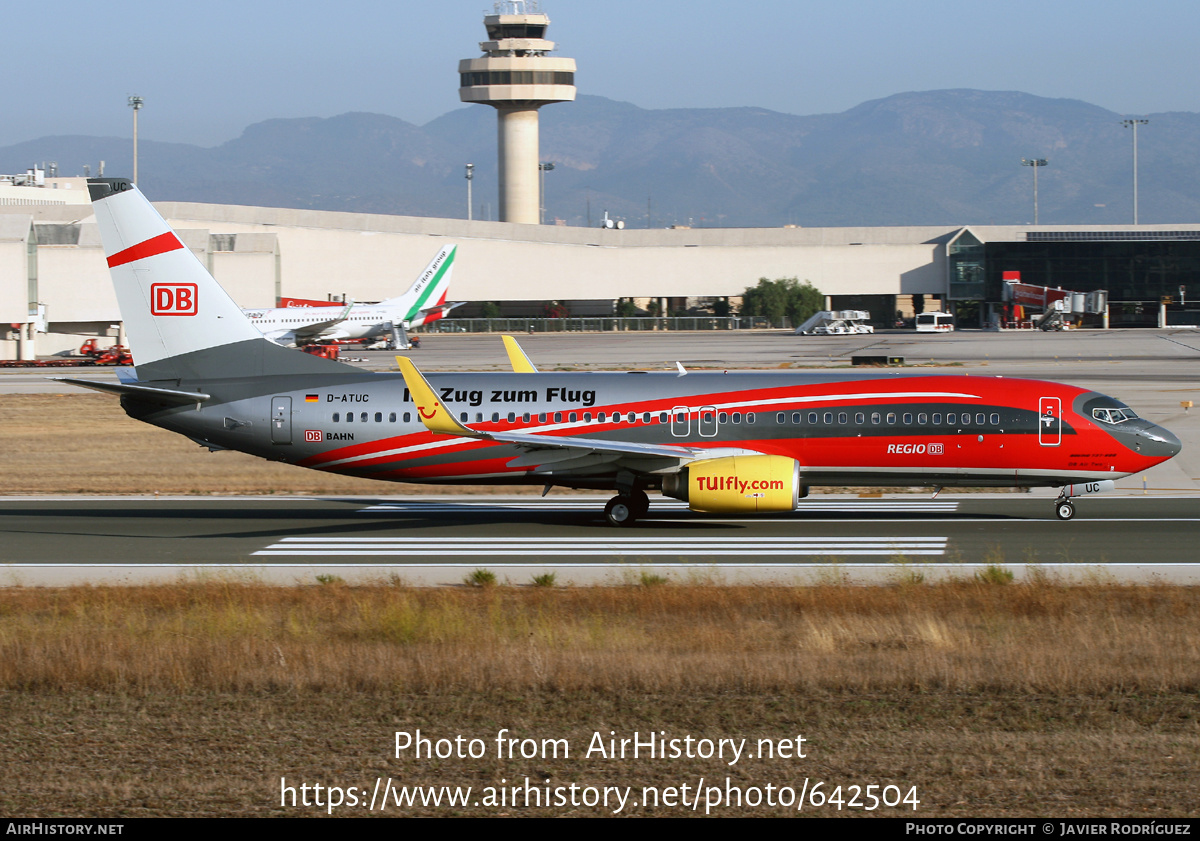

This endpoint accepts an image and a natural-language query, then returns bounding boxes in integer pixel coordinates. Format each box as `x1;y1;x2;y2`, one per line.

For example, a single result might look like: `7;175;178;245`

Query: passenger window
554;412;562;423
507;412;516;423
887;413;897;424
522;412;531;423
475;413;483;423
539;413;547;423
360;413;367;423
838;412;848;424
732;413;742;424
947;413;957;425
918;413;928;425
404;412;411;423
855;412;865;424
903;413;913;425
871;412;881;424
570;412;578;423
643;412;651;423
990;413;999;425
375;412;383;423
674;412;685;423
823;412;833;424
747;413;756;424
389;412;396;423
333;412;340;422
460;412;468;422
932;413;942;424
777;413;786;424
657;413;666;424
809;412;818;424
599;412;607;422
976;413;986;425
588;413;595;423
792;412;802;424
346;413;354;423
491;412;500;423
719;413;728;423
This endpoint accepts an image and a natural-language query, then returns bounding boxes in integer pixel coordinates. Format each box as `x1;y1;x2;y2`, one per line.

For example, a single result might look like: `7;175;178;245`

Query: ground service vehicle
64;179;1181;526
916;312;955;332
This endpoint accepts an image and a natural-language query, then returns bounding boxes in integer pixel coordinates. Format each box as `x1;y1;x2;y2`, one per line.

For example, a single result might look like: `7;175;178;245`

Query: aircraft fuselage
127;369;1179;491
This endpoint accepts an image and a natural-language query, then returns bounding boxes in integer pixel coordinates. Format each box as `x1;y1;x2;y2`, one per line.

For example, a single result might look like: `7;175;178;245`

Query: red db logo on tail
150;283;198;316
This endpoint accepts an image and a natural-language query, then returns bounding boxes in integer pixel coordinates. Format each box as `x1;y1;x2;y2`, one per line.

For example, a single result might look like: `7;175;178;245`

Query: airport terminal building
2;175;1199;358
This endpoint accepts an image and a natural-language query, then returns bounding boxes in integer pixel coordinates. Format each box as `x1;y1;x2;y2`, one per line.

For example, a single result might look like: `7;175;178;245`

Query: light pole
1121;118;1149;224
127;95;144;183
1021;158;1048;225
538;162;555;225
465;163;474;221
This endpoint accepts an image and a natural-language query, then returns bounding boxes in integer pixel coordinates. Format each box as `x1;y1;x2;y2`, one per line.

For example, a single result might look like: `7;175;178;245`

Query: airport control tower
459;1;575;224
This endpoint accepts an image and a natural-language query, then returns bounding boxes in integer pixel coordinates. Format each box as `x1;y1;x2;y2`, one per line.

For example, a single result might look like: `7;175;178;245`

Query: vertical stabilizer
87;178;263;367
87;178;357;380
381;244;457;323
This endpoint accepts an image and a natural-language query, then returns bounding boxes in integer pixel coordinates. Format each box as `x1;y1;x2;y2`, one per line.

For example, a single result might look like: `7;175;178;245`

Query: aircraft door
1038;397;1061;446
271;396;293;444
698;405;718;437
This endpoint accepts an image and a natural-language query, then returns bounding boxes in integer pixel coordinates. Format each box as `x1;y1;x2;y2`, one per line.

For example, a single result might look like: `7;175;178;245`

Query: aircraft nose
1140;424;1182;459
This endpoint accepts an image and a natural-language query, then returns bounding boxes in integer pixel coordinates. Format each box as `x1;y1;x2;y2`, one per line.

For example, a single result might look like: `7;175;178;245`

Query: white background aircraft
242;245;458;346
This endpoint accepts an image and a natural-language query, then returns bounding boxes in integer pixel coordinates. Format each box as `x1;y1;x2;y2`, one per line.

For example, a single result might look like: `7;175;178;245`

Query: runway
3;330;1197;584
3;494;1198;585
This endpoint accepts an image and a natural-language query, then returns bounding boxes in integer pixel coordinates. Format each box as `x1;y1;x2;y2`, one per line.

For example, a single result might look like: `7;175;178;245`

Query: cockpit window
1092;407;1139;424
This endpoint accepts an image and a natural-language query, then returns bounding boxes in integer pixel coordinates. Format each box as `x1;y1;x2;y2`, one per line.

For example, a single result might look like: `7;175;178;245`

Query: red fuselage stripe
107;232;185;268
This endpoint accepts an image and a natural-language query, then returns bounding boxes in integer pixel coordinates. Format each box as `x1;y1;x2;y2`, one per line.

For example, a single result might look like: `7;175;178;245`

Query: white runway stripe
254;536;949;557
358;500;961;514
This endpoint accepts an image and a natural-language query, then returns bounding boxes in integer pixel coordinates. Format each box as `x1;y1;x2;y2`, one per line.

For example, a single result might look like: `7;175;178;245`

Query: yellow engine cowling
662;455;801;513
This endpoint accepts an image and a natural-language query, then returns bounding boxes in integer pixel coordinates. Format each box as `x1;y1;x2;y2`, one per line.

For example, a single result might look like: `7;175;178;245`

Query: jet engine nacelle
663;454;802;513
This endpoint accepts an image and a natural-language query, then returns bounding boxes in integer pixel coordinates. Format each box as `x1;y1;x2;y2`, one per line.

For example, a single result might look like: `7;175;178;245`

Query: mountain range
3;90;1197;228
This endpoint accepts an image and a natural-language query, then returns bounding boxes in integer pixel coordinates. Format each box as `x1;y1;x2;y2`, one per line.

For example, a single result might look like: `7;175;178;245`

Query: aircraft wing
290;300;355;341
394;356;701;469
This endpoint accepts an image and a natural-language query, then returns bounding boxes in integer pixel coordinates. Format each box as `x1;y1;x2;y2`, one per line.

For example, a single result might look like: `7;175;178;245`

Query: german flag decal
305;394;319;403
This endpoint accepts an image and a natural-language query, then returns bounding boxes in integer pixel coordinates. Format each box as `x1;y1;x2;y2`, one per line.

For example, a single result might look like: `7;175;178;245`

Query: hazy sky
3;0;1196;148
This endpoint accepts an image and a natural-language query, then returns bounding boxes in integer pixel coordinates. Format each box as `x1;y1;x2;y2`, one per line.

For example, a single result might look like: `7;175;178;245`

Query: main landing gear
605;489;650;527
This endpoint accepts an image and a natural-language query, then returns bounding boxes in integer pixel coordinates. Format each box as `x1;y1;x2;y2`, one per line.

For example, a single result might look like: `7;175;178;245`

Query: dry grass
2;581;1197;694
0;581;1198;817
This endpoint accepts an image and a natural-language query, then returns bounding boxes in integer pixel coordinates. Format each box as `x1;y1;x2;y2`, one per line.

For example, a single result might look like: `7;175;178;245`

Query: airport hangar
2;177;1200;359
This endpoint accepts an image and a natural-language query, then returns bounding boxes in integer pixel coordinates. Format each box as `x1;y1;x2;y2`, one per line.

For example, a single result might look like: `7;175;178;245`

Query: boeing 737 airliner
64;179;1181;526
243;245;459;347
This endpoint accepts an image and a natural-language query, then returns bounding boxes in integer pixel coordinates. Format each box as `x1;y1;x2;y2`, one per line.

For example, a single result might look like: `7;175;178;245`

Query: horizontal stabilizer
54;378;210;405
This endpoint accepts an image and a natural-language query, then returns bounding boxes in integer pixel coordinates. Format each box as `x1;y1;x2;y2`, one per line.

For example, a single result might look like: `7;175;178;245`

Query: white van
915;312;955;332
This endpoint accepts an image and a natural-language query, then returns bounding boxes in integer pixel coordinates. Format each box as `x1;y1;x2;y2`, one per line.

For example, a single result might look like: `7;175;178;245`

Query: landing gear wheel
629;489;650;518
1055;500;1076;521
605;495;639;527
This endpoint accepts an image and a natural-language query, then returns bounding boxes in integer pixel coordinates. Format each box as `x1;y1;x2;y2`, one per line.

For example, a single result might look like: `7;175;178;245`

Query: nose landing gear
1054;498;1076;521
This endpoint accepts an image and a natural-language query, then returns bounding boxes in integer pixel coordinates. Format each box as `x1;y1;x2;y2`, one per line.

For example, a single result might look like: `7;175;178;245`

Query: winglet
501;335;539;373
395;356;478;437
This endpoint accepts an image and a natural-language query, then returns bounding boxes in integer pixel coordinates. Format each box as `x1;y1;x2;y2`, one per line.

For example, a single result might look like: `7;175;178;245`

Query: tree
740;278;823;327
615;297;638;317
480;301;502;319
